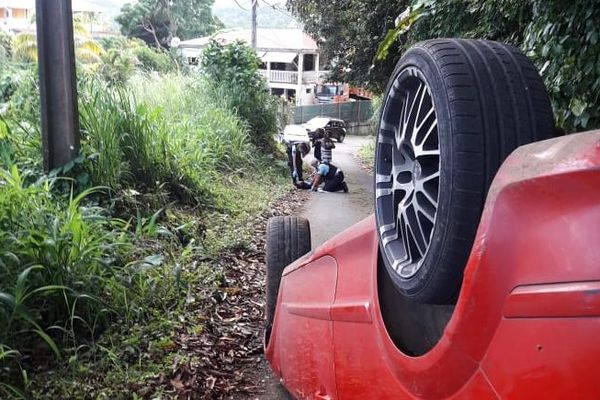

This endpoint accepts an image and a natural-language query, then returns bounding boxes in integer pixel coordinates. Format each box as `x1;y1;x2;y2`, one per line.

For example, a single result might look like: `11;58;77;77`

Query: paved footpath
301;135;374;247
251;135;374;400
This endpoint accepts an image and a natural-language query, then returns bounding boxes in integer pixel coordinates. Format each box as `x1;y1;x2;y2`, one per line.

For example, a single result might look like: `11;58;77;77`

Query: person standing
311;128;334;163
320;136;335;163
286;141;310;187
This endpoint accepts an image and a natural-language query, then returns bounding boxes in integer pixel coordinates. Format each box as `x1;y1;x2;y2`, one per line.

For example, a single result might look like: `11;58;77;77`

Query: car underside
266;130;600;399
264;38;600;400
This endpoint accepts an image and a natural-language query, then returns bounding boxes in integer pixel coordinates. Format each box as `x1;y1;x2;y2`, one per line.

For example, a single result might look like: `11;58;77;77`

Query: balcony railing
259;70;326;84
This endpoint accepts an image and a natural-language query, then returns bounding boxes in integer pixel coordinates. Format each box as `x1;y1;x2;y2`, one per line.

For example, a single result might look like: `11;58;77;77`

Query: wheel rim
375;68;440;279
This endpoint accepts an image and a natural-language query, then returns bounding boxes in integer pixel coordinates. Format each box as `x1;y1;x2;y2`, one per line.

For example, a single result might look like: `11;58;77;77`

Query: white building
179;28;325;105
0;0;109;35
0;0;34;32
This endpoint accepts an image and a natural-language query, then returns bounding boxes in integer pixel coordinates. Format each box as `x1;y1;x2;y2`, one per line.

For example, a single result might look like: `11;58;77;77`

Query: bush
98;48;136;85
0;168;128;362
0;30;11;61
132;45;174;73
201;40;278;150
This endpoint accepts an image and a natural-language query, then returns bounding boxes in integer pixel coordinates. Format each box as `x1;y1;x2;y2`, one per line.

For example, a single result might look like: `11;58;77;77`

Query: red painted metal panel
483;318;600;399
266;130;600;399
269;256;338;399
504;281;600;318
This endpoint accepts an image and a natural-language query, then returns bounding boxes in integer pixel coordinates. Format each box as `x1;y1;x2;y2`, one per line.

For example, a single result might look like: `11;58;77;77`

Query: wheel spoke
413;83;429;133
376;173;392;184
403;205;427;256
414;147;440;158
420;119;438;147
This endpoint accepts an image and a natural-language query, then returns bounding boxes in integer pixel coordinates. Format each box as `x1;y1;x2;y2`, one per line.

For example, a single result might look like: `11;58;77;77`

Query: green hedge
381;0;600;133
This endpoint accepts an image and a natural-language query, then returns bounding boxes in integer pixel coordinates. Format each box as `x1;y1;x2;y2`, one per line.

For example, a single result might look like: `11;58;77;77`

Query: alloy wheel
375;68;440;279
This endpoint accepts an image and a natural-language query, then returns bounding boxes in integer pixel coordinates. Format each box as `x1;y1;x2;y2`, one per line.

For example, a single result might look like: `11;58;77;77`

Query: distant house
0;0;34;32
0;0;109;35
179;28;325;105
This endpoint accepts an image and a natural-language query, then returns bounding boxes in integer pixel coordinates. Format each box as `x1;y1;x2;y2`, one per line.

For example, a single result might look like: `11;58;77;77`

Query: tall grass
128;74;253;172
79;74;257;206
0;168;125;356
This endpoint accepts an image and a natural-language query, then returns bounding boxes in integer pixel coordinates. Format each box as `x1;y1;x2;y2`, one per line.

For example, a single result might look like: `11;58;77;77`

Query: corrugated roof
180;28;319;52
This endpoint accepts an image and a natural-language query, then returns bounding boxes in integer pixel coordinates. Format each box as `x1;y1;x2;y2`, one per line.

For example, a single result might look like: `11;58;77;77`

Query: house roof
180;28;319;53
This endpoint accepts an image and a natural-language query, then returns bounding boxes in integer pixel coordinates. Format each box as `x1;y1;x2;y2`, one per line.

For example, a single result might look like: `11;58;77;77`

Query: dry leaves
152;189;307;399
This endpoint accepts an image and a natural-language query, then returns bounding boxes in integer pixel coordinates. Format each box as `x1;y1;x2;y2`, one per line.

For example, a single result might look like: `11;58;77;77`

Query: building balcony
259;69;327;85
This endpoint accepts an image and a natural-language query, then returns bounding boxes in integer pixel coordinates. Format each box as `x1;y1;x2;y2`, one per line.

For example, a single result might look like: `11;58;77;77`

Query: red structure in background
265;130;600;399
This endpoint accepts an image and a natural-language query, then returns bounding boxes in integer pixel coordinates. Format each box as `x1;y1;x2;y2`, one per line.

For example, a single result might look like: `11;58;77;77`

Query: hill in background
213;2;300;29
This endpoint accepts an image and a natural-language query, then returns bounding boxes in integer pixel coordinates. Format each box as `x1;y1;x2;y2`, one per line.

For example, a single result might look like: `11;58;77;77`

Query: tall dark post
36;0;80;172
251;0;257;50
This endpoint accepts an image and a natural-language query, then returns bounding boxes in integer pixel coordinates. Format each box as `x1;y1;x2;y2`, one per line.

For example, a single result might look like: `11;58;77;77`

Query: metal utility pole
251;0;257;50
36;0;80;172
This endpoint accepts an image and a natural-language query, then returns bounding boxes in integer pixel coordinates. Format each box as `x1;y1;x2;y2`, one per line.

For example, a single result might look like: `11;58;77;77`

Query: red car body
265;131;600;399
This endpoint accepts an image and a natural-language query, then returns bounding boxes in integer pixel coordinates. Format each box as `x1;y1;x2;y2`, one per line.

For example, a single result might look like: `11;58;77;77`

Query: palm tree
12;17;104;64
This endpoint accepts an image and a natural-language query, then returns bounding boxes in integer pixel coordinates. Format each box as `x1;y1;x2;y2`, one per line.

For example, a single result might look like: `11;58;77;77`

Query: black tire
338;132;345;143
265;216;311;343
375;39;555;304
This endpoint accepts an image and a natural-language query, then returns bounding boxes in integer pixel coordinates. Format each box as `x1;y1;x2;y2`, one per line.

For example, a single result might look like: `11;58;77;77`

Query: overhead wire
258;0;301;22
232;0;251;12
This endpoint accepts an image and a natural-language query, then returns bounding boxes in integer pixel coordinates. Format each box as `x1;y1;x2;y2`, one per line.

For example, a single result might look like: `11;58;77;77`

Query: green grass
357;136;375;170
0;65;289;397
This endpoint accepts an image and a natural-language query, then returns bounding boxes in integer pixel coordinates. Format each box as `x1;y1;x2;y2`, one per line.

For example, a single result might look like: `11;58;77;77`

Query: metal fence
291;100;374;124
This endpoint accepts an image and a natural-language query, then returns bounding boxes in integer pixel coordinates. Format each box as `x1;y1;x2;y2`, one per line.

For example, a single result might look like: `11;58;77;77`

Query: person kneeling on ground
310;159;348;193
286;141;310;189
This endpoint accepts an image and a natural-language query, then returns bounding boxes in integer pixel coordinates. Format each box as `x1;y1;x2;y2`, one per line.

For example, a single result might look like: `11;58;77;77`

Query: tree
201;40;278;150
11;18;103;63
116;0;223;49
287;0;409;93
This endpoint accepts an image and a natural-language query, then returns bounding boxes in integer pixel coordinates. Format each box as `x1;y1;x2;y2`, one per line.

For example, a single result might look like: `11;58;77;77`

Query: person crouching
310;159;349;193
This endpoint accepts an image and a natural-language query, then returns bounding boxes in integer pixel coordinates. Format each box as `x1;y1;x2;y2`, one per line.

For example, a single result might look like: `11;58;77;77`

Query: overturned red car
264;39;600;399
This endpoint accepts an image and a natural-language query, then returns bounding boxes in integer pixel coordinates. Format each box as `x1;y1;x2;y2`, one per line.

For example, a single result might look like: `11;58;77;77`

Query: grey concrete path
301;135;374;248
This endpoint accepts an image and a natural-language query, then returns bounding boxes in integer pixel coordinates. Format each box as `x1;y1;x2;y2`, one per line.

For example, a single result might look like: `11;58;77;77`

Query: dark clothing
316;162;346;192
324;163;338;179
286;143;304;184
313;140;322;161
323;170;345;192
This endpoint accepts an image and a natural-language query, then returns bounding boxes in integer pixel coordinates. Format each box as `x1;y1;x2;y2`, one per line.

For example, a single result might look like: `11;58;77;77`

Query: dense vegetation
0;29;285;398
289;0;600;132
